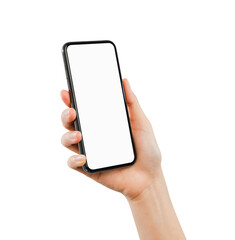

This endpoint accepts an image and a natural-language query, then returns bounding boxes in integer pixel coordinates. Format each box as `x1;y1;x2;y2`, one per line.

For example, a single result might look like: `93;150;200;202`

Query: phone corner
131;156;137;166
127;154;137;167
61;42;72;54
82;164;96;174
106;40;117;49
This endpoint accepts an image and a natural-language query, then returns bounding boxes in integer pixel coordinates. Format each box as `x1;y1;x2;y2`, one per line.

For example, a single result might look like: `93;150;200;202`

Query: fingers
60;90;71;107
67;154;86;169
61;108;76;131
61;131;82;147
60;90;76;130
61;131;81;153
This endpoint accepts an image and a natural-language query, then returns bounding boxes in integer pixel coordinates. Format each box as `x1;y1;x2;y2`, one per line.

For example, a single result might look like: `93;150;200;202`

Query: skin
61;78;186;240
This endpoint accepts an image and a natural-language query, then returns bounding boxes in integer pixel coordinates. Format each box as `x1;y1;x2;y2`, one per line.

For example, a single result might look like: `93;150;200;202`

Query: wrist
126;167;186;240
126;167;165;204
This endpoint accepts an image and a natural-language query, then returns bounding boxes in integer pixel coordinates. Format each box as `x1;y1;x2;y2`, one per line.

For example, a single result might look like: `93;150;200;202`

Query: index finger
60;90;71;107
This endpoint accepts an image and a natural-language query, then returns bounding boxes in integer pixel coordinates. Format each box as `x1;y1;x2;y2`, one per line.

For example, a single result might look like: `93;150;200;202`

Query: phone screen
65;41;135;171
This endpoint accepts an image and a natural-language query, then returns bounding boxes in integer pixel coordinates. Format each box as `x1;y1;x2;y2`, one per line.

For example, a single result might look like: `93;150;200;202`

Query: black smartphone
62;40;136;173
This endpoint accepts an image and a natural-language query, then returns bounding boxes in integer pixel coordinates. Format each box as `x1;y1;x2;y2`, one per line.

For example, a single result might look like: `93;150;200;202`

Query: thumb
122;78;150;128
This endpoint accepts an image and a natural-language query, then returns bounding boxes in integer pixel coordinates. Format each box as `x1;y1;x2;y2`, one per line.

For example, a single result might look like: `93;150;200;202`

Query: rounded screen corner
105;40;117;49
62;42;73;54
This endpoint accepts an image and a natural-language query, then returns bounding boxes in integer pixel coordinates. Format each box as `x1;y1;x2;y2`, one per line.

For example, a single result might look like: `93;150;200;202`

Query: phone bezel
62;40;136;173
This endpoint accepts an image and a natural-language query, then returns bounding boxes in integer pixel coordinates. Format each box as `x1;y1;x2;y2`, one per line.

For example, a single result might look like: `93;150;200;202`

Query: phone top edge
62;40;116;52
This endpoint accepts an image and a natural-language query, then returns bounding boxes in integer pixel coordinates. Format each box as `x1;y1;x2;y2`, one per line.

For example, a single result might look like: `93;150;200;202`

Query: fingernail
69;131;79;140
71;155;84;163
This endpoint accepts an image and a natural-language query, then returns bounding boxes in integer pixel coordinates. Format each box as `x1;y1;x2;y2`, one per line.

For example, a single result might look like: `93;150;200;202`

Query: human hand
60;78;162;201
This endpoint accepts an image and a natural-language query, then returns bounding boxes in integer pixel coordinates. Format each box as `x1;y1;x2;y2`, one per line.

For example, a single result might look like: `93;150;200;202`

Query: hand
60;78;162;201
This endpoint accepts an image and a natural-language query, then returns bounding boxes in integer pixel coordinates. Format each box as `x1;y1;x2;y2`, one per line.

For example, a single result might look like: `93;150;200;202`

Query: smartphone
62;40;136;173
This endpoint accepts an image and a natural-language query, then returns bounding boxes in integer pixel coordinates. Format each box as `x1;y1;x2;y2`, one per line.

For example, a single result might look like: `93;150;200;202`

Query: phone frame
62;40;136;173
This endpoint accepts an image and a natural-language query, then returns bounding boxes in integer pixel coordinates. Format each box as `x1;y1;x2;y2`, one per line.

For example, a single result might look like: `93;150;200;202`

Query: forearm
127;168;186;240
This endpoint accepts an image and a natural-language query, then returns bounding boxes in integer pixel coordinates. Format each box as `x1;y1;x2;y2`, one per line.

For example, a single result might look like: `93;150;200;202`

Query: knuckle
61;109;67;123
67;157;75;168
60;135;65;146
67;158;72;168
61;133;69;147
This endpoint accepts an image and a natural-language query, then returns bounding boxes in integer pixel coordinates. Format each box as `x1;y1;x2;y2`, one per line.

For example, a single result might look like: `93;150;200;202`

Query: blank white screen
67;42;134;170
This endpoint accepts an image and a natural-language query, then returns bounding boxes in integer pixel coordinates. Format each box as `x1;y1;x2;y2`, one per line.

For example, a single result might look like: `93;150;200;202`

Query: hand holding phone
60;41;185;240
61;76;161;198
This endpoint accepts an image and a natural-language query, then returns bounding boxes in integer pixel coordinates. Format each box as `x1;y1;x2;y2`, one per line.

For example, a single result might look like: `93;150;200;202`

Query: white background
0;1;234;239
